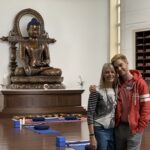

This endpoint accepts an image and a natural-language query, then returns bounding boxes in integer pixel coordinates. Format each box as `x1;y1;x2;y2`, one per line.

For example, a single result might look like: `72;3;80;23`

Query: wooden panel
0;89;86;116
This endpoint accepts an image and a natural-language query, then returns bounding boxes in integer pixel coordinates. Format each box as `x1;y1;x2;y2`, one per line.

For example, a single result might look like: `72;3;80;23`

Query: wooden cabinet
0;89;86;116
135;30;150;82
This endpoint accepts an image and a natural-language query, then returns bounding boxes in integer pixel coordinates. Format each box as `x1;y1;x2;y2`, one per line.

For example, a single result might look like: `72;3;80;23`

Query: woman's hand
90;135;97;150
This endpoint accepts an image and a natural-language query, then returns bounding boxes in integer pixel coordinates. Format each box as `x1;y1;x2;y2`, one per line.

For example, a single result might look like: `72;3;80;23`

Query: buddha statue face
27;18;41;38
28;25;41;38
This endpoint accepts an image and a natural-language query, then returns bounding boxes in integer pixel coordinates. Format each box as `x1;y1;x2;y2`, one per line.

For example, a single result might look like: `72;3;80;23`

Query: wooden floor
0;118;150;150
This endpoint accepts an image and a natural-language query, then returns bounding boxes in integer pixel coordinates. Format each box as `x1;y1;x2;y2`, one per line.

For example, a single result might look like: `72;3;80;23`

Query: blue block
56;136;66;147
13;120;20;128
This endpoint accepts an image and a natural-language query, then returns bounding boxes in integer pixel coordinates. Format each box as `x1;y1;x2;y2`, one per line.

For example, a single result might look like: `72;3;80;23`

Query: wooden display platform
0;89;85;116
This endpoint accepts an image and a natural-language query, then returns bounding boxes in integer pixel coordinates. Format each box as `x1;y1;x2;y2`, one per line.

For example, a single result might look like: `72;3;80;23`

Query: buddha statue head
27;18;41;38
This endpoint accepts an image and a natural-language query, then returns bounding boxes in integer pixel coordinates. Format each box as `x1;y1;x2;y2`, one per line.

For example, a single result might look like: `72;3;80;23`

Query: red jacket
115;70;150;133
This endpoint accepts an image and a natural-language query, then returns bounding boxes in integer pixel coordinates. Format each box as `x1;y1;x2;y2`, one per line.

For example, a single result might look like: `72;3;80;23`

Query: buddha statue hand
30;59;50;67
24;66;48;76
24;66;32;76
38;60;50;67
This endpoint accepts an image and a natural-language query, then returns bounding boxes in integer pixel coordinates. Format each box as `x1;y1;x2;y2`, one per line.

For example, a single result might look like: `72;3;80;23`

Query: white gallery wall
121;0;150;68
0;0;109;110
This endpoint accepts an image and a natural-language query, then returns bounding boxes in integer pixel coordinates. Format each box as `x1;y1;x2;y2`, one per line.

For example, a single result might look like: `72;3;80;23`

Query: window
117;0;121;53
109;0;121;59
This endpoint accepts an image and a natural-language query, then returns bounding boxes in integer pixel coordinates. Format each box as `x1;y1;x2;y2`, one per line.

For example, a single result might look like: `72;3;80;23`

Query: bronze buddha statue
15;18;61;77
1;9;65;89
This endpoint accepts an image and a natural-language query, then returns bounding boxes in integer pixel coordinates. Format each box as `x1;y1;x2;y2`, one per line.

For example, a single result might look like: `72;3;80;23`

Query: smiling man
111;54;150;150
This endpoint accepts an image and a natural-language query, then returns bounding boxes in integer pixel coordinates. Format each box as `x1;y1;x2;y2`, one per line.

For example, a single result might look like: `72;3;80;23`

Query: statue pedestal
9;75;65;89
0;89;85;116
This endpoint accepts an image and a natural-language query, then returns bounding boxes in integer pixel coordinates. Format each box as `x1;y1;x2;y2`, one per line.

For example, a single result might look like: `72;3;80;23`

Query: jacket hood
130;70;143;81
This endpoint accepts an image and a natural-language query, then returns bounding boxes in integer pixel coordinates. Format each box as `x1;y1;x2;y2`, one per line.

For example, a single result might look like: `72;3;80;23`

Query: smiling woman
87;63;117;150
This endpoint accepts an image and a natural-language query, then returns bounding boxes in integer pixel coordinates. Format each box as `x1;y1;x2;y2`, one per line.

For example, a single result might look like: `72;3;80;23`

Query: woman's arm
88;124;97;150
87;92;99;150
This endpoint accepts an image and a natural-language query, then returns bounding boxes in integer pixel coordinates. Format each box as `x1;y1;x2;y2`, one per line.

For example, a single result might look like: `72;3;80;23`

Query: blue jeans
94;126;115;150
115;122;143;150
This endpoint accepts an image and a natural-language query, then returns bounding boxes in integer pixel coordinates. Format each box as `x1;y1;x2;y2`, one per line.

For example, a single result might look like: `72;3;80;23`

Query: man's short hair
111;54;127;65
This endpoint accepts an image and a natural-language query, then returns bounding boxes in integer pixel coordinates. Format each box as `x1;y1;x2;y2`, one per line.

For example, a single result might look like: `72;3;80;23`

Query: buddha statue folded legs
15;66;62;76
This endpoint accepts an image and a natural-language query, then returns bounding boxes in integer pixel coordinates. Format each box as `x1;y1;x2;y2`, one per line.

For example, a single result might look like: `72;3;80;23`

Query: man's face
113;59;128;77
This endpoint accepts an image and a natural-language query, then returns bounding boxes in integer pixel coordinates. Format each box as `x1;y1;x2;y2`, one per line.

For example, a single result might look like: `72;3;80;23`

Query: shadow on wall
0;93;4;112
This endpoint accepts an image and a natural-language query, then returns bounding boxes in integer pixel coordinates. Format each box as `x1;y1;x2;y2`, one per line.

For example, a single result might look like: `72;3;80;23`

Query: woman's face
103;67;116;83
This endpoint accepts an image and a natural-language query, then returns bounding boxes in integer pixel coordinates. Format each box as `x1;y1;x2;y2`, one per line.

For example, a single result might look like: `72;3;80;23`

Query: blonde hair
111;54;128;66
99;63;117;89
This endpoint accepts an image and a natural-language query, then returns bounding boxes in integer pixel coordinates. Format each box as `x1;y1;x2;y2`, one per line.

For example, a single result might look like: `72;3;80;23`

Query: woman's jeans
94;126;115;150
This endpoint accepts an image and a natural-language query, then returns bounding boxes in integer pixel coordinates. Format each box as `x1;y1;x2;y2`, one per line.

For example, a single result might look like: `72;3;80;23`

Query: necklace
104;87;116;104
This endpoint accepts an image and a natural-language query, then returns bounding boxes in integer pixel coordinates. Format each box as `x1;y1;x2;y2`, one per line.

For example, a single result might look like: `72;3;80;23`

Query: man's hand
89;85;97;92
